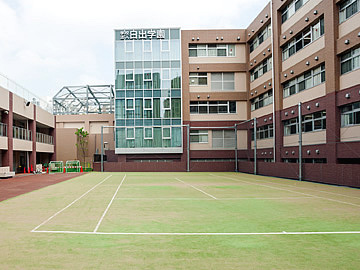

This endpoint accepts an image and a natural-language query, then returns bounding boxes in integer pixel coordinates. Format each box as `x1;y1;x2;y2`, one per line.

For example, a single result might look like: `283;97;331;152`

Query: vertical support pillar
298;103;302;181
101;126;104;172
3;92;13;171
29;106;36;171
234;124;238;172
254;117;257;175
186;124;190;172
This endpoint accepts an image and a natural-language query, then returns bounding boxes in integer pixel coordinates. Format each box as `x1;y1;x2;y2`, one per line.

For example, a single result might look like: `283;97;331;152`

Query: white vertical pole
254;117;257;175
186;125;190;172
298;103;302;181
235;124;238;172
101;126;104;172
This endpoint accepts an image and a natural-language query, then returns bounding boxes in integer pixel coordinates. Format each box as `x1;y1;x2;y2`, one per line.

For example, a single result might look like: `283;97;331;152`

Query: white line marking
31;230;360;236
113;196;314;200
93;174;127;233
31;174;113;232
249;177;360;200
174;177;218;200
210;174;360;208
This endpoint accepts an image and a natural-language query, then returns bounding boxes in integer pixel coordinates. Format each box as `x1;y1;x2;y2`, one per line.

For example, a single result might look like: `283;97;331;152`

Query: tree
75;127;89;167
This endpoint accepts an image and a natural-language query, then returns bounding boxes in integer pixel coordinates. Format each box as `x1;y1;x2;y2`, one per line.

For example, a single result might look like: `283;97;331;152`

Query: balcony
13;126;32;141
36;132;53;145
0;123;7;150
36;132;54;153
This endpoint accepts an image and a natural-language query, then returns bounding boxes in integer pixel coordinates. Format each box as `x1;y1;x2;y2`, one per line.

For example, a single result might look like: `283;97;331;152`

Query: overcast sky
0;0;269;102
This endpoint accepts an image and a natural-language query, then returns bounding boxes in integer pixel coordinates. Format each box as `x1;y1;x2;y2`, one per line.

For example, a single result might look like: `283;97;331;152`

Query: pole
101;126;104;172
234;124;238;172
186;125;190;172
254;117;257;175
298;103;302;181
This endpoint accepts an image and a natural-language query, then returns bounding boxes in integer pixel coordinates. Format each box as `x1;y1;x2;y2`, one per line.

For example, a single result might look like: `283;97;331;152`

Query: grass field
0;172;359;269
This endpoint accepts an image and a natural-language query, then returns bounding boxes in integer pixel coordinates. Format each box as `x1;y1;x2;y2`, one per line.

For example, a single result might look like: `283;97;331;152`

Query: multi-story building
89;0;360;186
0;74;55;173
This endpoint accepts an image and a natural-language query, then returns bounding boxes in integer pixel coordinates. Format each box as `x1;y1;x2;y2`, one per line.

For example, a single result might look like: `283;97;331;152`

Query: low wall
93;161;360;188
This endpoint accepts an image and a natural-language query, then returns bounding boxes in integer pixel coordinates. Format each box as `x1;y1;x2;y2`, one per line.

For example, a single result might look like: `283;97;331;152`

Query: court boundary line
210;174;360;208
31;174;113;232
174;177;218;200
93;174;127;232
31;230;360;236
113;196;315;200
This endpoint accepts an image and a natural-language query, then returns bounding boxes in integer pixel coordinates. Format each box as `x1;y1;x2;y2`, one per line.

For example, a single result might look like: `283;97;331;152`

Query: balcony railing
13;126;32;141
36;132;54;145
0;123;7;137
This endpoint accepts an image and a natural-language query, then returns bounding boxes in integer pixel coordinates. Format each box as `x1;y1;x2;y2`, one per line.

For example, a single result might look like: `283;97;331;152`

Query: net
66;160;81;173
49;161;64;174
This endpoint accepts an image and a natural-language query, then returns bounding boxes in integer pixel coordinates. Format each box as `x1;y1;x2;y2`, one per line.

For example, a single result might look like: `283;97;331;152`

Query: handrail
13;126;32;141
0;123;7;137
36;132;54;145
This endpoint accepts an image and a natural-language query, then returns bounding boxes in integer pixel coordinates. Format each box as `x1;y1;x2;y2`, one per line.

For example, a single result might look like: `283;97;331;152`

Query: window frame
190;130;209;143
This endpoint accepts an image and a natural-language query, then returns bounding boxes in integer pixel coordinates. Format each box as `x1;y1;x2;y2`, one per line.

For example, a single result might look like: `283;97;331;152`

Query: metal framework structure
53;85;114;115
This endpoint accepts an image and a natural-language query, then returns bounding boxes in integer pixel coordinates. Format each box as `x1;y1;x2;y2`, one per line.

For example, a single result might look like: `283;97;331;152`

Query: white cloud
0;0;269;100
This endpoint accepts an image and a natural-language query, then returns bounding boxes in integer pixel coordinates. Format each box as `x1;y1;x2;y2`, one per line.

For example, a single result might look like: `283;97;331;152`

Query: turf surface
0;172;359;269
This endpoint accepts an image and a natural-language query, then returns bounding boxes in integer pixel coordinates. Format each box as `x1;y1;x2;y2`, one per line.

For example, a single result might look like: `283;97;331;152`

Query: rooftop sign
118;29;166;40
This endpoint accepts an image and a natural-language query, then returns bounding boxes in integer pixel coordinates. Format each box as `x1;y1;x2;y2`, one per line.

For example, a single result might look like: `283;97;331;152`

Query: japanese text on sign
119;29;165;40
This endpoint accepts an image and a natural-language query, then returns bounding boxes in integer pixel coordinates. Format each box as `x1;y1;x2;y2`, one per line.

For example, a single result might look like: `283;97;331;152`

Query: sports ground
0;172;359;269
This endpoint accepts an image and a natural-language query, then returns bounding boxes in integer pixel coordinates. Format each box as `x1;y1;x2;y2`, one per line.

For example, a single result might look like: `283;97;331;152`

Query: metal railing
0;123;7;137
13;126;32;141
36;132;54;145
0;72;52;113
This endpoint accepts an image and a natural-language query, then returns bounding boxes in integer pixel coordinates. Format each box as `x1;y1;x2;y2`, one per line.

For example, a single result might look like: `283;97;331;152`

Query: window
190;101;236;114
340;47;360;74
282;18;324;60
144;40;152;52
189;72;208;86
251;90;273;111
250;24;271;53
284;111;326;136
162;127;171;139
189;44;235;57
190;130;209;143
251;124;274;140
144;127;153;139
212;130;236;148
281;0;309;23
125;41;134;52
250;58;272;81
339;0;359;23
211;73;235;90
126;128;135;139
341;101;360;126
283;64;325;98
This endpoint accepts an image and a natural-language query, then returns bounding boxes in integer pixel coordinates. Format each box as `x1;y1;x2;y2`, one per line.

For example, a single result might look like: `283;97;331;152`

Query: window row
115;98;181;119
281;0;309;23
283;64;325;98
250;57;272;82
188;129;236;148
251;124;274;140
282;18;324;61
339;0;359;23
341;46;360;75
190;101;236;114
341;101;360;126
115;39;181;62
284;111;326;136
115;126;182;148
189;44;235;57
116;69;181;90
250;24;271;53
251;90;273;111
189;72;235;91
190;130;209;143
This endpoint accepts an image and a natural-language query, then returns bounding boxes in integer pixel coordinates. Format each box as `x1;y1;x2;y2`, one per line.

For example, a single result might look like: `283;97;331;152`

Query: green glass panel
153;72;161;89
116;128;126;148
135;128;143;148
135;99;143;118
153;127;162;147
171;127;182;147
115;99;125;119
116;74;125;89
135;73;143;89
171;98;181;118
153;98;160;118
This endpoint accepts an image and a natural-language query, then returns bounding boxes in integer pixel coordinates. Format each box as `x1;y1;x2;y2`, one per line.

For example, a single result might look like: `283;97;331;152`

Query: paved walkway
0;173;85;202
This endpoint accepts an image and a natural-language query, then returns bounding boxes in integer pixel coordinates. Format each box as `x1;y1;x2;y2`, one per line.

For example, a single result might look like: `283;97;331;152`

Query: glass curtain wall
114;28;182;153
